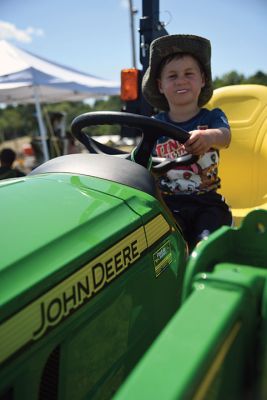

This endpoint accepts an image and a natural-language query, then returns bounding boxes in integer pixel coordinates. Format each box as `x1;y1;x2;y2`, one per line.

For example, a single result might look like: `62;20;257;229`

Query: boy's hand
184;130;212;155
184;127;231;155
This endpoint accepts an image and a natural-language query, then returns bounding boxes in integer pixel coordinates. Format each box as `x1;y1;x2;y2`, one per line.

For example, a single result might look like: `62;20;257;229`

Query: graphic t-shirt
153;108;230;196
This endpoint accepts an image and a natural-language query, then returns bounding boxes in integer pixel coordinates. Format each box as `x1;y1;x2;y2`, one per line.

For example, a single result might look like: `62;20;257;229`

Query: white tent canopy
0;40;121;160
0;40;120;103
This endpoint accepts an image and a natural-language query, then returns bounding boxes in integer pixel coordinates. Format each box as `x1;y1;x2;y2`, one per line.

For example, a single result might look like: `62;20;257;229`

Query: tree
213;71;245;89
246;71;267;85
0;104;37;140
213;70;267;88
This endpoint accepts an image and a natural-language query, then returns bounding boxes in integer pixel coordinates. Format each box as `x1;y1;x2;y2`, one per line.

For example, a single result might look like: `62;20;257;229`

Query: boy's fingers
185;136;197;146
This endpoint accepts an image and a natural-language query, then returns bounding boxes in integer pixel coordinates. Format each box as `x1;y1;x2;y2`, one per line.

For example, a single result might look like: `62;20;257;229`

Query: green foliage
0;71;267;142
213;71;245;89
246;71;267;85
213;70;267;89
0;104;37;140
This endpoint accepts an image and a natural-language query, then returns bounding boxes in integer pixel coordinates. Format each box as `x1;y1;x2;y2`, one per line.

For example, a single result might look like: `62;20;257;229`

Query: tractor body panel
115;210;267;400
0;157;187;399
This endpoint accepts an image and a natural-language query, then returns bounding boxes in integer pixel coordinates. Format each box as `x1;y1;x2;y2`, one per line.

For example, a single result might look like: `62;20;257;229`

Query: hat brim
142;34;213;110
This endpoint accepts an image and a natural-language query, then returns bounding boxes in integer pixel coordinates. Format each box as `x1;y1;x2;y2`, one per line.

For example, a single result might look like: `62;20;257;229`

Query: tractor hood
0;172;165;319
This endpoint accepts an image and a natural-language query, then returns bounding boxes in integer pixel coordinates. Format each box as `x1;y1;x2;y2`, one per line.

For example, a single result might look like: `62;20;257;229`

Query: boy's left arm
184;127;231;156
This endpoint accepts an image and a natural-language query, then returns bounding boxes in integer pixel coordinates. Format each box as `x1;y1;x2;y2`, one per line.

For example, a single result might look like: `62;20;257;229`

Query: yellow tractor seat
207;84;267;226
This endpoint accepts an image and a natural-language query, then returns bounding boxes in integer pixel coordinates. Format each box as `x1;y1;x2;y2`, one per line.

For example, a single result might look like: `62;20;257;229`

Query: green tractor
0;112;190;399
1;1;267;398
1;82;267;400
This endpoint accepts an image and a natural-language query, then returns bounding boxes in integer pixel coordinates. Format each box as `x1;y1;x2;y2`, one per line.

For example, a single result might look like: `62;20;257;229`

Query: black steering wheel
71;111;198;171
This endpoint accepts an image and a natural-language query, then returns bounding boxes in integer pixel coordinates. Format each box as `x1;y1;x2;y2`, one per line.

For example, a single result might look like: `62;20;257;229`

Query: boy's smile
176;89;188;94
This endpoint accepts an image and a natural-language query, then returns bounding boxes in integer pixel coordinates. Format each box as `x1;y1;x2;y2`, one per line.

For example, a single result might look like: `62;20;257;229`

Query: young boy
142;34;232;250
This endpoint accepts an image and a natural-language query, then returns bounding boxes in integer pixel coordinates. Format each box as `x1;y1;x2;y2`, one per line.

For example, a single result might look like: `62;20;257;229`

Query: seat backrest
207;84;267;210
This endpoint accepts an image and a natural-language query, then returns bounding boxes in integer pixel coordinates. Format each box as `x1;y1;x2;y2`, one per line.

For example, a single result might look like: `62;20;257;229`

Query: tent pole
33;86;49;162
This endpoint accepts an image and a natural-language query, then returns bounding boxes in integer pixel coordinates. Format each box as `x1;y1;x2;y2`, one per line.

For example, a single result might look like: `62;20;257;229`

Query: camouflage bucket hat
142;34;213;110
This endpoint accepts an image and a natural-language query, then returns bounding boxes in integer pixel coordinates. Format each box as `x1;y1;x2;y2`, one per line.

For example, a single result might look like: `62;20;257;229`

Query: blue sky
1;0;266;84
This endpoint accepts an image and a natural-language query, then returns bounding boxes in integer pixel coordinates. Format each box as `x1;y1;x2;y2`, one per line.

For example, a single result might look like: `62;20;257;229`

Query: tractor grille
39;346;60;400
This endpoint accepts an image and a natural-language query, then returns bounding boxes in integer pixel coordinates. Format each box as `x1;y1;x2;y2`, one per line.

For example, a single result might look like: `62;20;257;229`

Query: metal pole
137;0;169;115
140;0;168;73
128;0;137;68
33;86;49;162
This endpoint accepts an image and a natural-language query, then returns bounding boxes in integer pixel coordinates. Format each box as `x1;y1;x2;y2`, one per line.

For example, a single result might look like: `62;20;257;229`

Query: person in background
141;34;232;250
0;148;25;179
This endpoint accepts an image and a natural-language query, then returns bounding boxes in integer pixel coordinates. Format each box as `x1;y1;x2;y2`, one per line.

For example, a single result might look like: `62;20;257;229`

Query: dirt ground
0;136;31;153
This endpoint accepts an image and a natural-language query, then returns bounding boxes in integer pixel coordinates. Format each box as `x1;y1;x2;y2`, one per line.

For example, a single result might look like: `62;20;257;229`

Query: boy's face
157;55;205;109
